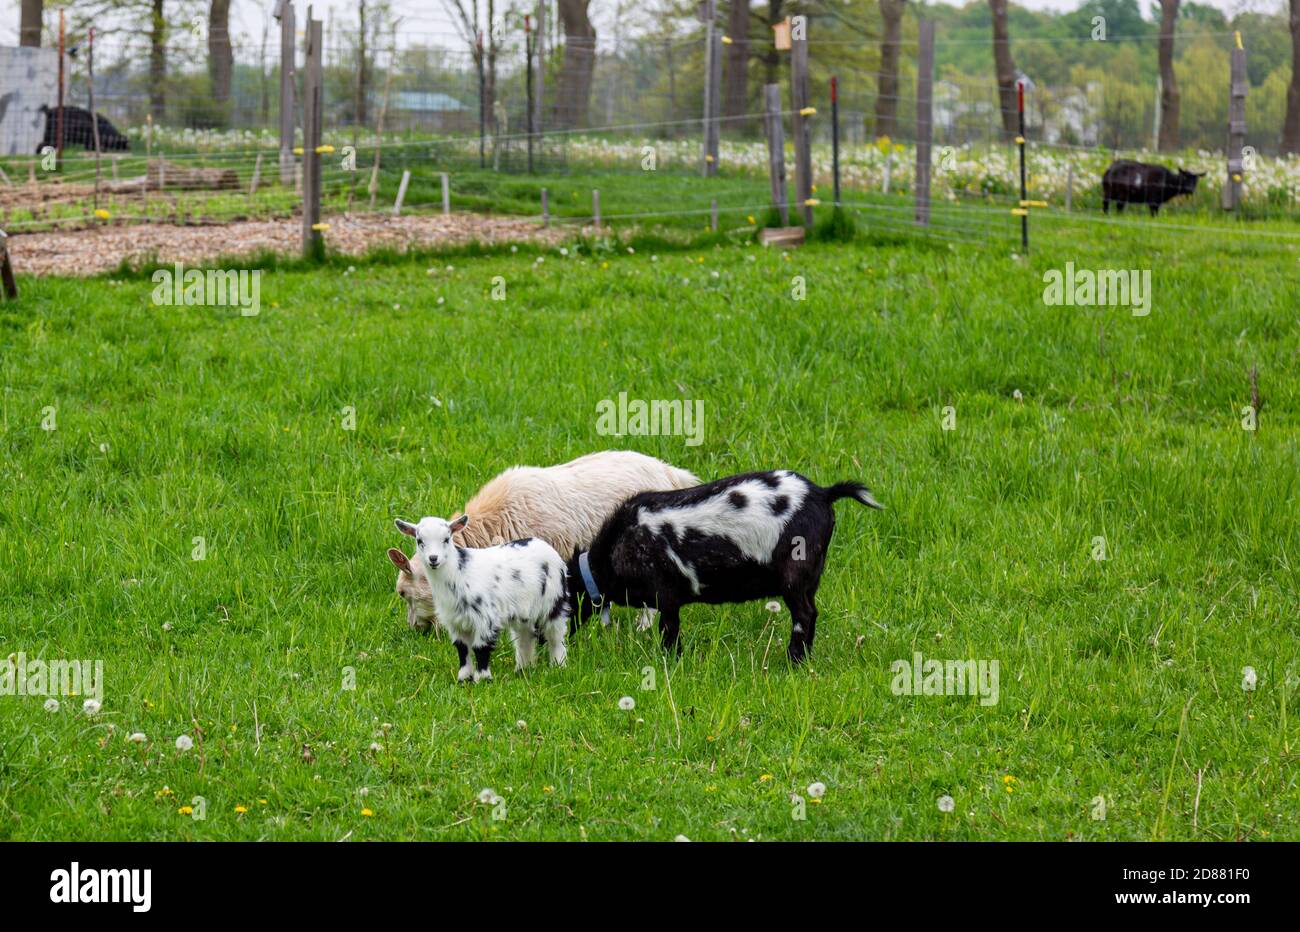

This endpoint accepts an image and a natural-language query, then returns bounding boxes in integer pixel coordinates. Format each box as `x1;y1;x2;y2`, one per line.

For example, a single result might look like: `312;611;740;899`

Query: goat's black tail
824;480;885;511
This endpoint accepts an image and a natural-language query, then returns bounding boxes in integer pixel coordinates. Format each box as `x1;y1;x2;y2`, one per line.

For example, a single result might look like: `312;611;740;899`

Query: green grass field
1;206;1297;841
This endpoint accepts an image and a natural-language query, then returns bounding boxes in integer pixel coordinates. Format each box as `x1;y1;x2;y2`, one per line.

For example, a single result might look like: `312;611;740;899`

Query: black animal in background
1101;160;1203;215
36;104;131;153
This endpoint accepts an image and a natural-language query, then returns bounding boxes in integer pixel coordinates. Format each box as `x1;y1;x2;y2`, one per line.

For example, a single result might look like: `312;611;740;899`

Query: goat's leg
657;605;683;656
472;644;494;683
784;589;819;665
454;641;473;683
544;617;568;666
512;626;538;671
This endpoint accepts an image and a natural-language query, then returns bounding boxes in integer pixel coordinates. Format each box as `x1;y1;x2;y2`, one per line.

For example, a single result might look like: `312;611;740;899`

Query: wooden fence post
393;169;410;216
701;0;721;176
88;27;102;210
790;17;813;227
301;11;324;258
914;18;935;226
250;152;263;198
441;172;450;215
1065;162;1073;211
274;0;296;186
593;189;601;229
533;0;546;161
541;187;549;227
1223;32;1247;211
0;230;17;301
710;198;718;231
763;83;789;225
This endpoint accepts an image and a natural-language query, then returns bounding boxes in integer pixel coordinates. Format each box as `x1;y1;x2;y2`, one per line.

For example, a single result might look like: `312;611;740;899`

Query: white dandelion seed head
807;782;826;799
44;698;60;713
99;443;109;453
673;834;691;842
1242;666;1258;691
938;795;955;813
516;720;527;730
510;245;518;253
128;732;148;744
175;734;194;751
765;601;782;613
437;297;445;305
369;742;383;752
559;248;568;256
1013;389;1023;400
711;270;719;279
618;696;636;711
82;699;102;716
651;255;659;262
478;788;500;805
162;621;173;632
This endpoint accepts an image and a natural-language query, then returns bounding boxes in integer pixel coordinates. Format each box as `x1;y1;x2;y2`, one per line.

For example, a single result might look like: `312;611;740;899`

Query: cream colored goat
388;451;700;631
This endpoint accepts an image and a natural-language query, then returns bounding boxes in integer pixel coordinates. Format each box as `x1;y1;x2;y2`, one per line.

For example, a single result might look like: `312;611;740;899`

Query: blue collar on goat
577;551;611;625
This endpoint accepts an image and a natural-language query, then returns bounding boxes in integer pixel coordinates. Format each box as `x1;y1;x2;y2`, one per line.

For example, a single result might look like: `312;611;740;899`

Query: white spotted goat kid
395;515;571;683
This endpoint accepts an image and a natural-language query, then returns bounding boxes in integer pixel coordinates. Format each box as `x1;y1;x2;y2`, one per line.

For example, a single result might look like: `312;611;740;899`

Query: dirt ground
6;212;574;277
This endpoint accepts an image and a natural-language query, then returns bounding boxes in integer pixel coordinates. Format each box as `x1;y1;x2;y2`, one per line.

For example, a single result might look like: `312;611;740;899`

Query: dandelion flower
937;795;955;813
478;788;499;805
759;774;773;782
369;742;383;752
807;782;826;799
361;808;374;817
44;698;60;713
765;601;782;613
1242;666;1257;691
516;720;527;730
128;732;148;744
83;699;102;716
618;696;636;711
175;734;194;751
177;806;193;815
234;805;248;814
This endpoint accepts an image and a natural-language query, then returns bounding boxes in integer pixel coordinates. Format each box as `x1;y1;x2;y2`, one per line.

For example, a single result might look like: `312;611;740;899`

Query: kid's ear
387;548;412;575
395;519;417;537
449;514;470;532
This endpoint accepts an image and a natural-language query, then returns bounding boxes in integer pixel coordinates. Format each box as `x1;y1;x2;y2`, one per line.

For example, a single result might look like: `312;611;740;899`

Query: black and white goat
395;515;571;682
568;471;883;664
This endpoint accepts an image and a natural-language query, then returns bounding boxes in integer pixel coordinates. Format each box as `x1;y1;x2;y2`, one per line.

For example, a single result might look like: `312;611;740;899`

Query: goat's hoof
472;669;493;683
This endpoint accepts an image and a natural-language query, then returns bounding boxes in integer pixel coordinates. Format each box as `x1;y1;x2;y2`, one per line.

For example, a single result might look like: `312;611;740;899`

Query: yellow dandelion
746;215;756;224
706;735;716;742
155;787;174;799
360;808;375;817
234;805;248;814
601;261;609;269
1003;775;1017;784
543;786;555;794
94;209;111;220
809;798;822;805
759;774;773;782
258;799;268;805
177;805;193;815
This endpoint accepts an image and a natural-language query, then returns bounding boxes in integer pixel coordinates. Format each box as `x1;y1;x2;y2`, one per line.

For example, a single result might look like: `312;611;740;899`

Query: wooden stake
1223;32;1248;211
441;172;450;216
790;24;814;227
763;84;788;226
593;189;601;229
710;198;718;232
914;18;935;226
541;187;549;227
250;152;263;198
393;169;411;216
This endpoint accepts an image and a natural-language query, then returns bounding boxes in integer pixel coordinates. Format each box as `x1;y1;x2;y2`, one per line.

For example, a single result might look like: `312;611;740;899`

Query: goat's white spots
637;471;808;564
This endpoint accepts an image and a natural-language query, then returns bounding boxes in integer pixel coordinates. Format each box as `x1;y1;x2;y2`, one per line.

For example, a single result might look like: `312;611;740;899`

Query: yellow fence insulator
1010;208;1028;216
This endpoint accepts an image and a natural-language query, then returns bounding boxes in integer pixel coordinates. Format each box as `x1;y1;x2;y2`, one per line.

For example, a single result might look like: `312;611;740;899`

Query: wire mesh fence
3;5;1298;253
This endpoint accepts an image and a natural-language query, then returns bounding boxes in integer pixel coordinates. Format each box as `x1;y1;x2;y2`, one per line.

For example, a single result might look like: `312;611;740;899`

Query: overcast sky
1;0;1288;50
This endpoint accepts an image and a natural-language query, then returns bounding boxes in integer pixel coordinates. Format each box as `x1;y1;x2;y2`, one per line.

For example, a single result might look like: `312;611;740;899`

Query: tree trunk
555;0;595;128
357;0;369;126
763;0;783;86
150;0;166;123
208;0;234;127
873;0;905;140
990;0;1018;138
1156;0;1180;151
485;0;498;126
19;0;42;46
1282;0;1300;154
723;0;749;128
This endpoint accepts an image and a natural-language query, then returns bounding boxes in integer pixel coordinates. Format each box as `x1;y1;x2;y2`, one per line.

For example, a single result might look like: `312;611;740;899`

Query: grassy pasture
0;206;1297;840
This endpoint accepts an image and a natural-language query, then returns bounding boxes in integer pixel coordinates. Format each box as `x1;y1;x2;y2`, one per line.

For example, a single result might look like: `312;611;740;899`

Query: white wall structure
0;45;64;156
